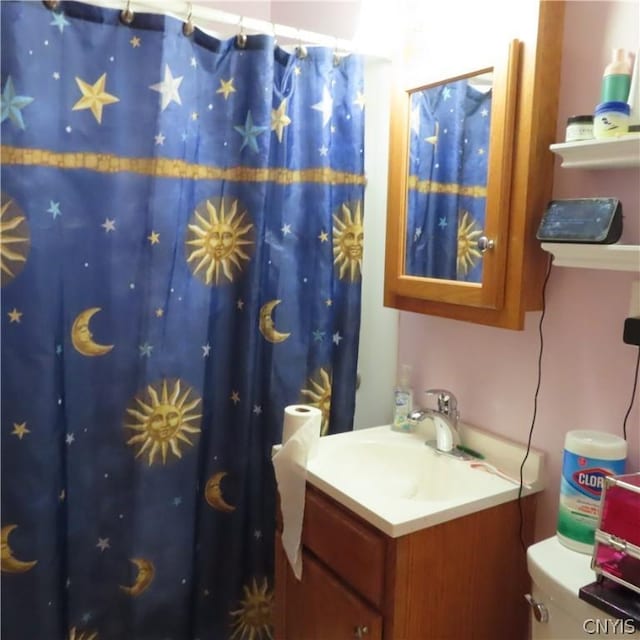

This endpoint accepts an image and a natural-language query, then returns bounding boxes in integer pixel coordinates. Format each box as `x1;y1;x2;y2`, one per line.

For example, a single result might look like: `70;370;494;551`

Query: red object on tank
592;472;640;594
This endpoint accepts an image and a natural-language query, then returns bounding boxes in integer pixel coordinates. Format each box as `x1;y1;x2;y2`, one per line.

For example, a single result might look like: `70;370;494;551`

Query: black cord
518;254;553;554
623;347;640;440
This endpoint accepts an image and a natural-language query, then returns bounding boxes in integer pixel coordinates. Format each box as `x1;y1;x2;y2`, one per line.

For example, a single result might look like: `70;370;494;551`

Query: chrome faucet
408;389;460;453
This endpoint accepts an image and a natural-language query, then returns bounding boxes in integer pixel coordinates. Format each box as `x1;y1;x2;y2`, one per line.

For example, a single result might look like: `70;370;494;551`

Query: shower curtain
405;78;491;282
0;2;365;639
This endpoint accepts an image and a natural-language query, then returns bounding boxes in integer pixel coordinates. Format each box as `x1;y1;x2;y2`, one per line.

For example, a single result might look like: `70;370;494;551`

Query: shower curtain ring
271;22;278;48
120;0;134;25
42;0;59;10
182;3;194;36
236;17;247;49
295;30;308;60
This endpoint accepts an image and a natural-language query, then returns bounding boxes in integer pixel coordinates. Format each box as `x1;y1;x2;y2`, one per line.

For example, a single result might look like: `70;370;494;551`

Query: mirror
385;40;521;310
405;69;493;282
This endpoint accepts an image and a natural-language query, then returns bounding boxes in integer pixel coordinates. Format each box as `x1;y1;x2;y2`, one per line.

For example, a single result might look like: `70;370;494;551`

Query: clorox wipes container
557;430;627;554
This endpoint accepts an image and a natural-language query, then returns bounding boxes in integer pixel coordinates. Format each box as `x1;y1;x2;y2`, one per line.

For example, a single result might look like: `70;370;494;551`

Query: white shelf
541;243;640;272
546;134;640;272
549;133;640;168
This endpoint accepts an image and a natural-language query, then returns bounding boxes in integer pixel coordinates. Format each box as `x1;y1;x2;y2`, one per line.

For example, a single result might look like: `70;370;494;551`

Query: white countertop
300;424;545;538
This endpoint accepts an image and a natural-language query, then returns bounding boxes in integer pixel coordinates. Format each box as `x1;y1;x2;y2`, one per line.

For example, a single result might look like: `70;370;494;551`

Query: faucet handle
424;389;458;422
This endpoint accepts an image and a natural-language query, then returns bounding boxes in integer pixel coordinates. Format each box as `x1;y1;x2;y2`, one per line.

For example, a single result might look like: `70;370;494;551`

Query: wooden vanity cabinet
275;550;383;640
274;484;537;640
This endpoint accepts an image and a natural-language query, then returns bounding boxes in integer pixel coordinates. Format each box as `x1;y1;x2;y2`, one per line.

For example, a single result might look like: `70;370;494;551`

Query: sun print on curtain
0;1;365;638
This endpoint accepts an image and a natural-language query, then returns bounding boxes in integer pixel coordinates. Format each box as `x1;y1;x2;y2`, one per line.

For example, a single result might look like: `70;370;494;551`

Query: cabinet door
276;544;382;640
385;40;520;312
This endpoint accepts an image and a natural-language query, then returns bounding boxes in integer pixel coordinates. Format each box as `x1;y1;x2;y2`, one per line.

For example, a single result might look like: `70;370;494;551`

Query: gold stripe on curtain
408;174;487;197
1;145;367;186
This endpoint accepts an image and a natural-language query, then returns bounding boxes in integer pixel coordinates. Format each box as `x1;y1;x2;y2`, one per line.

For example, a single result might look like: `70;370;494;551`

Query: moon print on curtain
0;2;365;639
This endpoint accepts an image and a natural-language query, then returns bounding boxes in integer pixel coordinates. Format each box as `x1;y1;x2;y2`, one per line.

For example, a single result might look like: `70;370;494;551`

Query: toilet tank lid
527;536;598;605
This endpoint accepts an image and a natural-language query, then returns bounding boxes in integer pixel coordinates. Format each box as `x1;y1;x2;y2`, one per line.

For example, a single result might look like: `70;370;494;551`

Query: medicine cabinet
383;1;566;330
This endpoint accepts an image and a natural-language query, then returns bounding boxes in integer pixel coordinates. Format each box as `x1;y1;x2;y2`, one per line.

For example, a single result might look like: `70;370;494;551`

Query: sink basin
304;424;544;537
317;438;511;502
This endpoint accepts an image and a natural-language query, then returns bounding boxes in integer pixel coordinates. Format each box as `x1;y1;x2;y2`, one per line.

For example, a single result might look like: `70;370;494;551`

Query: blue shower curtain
0;2;365;638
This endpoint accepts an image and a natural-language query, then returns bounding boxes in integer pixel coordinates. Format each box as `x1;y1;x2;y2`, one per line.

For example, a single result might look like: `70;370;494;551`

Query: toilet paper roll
272;404;322;580
282;404;321;458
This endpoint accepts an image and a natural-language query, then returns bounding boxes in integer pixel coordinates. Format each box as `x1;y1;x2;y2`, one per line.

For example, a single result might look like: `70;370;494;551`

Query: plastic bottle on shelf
628;49;640;129
600;48;631;103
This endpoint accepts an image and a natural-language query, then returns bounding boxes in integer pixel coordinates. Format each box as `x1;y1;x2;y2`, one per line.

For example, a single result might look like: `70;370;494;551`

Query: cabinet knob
353;625;369;638
477;236;495;253
524;593;549;623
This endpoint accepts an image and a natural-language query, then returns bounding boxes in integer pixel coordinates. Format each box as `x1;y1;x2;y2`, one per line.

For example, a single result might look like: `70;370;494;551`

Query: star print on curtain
0;2;365;639
405;78;491;282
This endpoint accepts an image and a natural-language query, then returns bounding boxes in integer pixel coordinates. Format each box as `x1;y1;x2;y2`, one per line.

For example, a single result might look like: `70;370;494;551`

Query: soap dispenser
392;364;413;432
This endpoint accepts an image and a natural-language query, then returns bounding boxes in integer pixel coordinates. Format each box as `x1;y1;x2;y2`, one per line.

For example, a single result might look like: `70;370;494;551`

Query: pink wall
398;0;640;540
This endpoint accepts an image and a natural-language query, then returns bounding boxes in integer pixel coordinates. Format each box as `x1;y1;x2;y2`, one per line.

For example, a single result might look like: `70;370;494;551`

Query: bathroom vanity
273;425;544;639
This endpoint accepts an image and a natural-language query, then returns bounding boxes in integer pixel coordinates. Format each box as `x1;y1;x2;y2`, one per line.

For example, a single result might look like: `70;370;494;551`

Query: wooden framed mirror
384;40;521;310
382;1;564;330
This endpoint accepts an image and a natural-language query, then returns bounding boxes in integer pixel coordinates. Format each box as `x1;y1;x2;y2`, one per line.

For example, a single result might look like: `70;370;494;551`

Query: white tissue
272;404;322;580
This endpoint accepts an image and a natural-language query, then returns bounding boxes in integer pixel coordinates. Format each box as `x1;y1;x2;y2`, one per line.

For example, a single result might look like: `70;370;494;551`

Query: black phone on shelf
536;198;623;244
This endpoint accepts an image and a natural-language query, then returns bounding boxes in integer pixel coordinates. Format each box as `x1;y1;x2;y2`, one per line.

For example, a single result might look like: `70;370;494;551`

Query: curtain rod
59;0;389;59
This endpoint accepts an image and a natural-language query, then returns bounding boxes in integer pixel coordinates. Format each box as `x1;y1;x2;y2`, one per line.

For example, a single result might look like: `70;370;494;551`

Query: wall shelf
541;243;640;272
545;133;640;272
549;134;640;169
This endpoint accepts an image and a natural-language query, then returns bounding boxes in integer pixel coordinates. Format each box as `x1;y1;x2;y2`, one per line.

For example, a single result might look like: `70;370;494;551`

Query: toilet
527;536;640;639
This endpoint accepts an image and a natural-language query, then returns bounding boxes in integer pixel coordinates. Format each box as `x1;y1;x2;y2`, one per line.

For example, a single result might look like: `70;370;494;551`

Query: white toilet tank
527;536;640;640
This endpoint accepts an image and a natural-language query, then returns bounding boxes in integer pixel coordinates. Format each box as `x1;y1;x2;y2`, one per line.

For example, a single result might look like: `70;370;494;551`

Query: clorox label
557;449;626;548
571;467;611;497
